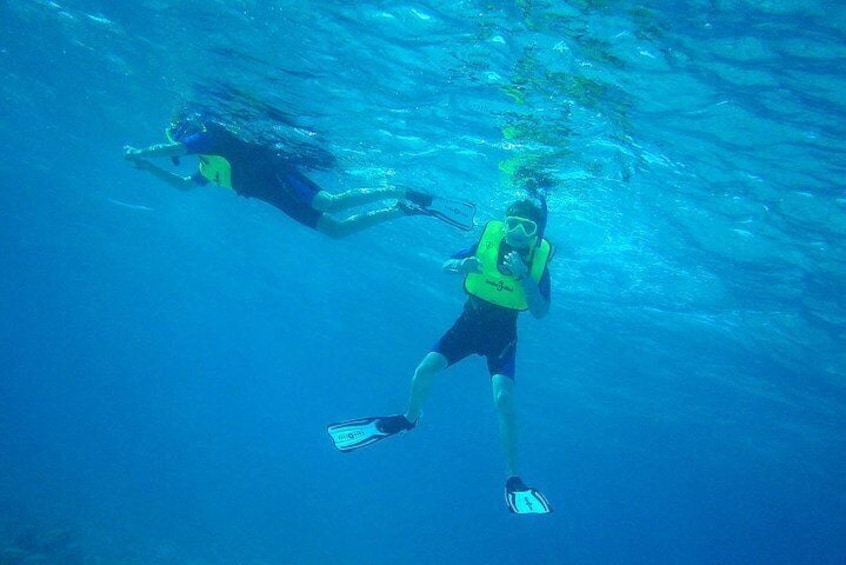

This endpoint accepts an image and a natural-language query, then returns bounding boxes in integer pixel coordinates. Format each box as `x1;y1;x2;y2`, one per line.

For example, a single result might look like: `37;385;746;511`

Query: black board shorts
433;308;518;379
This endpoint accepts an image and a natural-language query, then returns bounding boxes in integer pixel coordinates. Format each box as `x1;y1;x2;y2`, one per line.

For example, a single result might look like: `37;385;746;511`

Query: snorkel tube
511;165;551;242
534;192;548;242
165;126;181;166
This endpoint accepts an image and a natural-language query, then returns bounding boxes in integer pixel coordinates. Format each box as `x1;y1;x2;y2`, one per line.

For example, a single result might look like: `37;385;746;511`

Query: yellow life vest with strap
464;221;552;310
197;155;233;189
165;127;234;189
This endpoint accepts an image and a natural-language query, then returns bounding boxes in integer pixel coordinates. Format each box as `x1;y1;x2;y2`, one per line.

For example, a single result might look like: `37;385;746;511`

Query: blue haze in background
1;1;844;563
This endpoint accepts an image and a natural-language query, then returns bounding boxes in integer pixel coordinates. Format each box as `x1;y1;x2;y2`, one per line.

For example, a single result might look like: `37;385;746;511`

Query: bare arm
129;159;197;191
124;142;195;191
124;142;187;160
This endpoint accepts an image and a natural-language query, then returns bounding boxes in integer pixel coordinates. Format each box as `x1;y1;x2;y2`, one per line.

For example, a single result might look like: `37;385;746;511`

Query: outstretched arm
124;142;187;160
128;158;197;191
124;142;196;191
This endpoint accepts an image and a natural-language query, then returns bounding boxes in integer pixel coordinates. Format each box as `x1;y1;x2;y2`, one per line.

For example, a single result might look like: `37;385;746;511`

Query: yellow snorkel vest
464;221;552;310
165;127;234;189
196;155;233;189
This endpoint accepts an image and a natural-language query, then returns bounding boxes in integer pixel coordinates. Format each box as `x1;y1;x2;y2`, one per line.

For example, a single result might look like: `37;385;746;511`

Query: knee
316;216;346;239
413;363;434;384
312;191;335;213
413;355;444;383
493;384;514;413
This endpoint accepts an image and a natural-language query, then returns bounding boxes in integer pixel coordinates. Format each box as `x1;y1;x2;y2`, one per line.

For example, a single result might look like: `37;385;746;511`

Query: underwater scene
1;1;844;563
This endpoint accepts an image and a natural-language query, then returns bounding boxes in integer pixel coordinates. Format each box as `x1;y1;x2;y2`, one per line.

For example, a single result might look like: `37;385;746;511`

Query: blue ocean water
1;0;844;563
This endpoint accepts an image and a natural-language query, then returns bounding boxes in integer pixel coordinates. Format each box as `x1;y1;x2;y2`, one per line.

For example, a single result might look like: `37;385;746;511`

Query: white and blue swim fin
326;415;415;452
401;189;477;231
423;196;476;231
505;476;553;515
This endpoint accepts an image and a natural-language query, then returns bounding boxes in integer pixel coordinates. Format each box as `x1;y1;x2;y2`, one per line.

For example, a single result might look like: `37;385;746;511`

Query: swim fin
425;196;477;231
326;414;415;452
400;193;476;231
504;476;553;515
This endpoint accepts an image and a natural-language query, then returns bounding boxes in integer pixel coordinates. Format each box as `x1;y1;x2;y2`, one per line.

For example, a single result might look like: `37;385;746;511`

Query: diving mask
504;216;539;239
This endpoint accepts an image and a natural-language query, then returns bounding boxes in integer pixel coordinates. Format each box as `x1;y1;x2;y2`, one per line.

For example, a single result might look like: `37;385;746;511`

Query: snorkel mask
503;199;546;249
504;216;539;248
505;216;539;238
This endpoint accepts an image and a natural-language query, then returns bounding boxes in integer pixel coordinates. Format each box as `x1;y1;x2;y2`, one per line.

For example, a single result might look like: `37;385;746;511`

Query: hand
503;252;529;280
459;257;482;274
123;145;144;161
444;257;481;274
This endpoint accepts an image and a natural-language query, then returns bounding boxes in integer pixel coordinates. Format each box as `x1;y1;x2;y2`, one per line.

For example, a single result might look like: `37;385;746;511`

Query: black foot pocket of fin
505;476;553;515
326;415;414;453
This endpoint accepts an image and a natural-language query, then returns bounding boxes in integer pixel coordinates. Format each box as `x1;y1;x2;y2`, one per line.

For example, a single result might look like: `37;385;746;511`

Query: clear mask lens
505;216;538;238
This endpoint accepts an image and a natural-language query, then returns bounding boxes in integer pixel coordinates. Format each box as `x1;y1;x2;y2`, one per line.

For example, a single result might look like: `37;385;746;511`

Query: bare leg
492;374;518;478
405;352;449;423
312;187;409;213
315;205;405;239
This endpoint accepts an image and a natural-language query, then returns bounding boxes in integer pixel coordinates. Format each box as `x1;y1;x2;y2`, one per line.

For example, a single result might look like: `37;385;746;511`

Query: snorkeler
328;198;554;514
123;113;474;237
